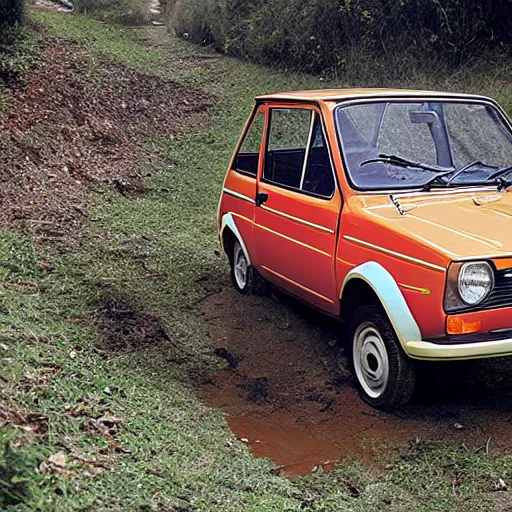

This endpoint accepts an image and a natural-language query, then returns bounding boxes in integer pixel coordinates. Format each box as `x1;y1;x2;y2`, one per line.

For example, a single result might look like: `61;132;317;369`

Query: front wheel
231;240;268;295
349;305;415;410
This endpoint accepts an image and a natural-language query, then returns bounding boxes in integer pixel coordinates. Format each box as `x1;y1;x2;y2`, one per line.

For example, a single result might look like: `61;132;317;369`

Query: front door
253;105;342;314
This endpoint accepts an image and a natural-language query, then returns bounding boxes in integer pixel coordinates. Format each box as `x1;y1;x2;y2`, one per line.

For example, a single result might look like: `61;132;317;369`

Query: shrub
166;0;512;74
0;0;24;30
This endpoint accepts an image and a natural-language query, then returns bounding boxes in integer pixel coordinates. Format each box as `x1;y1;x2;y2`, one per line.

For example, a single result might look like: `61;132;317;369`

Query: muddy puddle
199;287;512;477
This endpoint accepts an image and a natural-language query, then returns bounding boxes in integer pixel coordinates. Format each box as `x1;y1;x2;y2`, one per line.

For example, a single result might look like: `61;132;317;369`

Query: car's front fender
341;261;422;350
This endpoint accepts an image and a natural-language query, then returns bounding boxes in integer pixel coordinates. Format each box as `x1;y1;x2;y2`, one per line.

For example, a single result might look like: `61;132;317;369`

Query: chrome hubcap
353;323;389;399
234;242;248;289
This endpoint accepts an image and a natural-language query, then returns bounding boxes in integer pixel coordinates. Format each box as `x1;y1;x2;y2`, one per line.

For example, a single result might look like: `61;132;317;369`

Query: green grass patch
0;9;511;511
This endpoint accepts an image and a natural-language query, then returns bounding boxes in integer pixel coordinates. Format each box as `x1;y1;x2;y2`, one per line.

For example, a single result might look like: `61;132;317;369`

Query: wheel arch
340;261;422;349
220;213;252;266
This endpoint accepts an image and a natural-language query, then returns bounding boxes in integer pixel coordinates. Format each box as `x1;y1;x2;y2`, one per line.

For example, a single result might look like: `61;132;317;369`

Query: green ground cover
1;10;512;511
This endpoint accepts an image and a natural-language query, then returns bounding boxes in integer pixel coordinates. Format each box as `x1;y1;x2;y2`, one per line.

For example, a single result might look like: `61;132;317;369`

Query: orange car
217;89;512;409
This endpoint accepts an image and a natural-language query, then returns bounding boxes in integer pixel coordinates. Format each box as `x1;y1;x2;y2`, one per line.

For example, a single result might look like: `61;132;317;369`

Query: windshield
335;100;512;190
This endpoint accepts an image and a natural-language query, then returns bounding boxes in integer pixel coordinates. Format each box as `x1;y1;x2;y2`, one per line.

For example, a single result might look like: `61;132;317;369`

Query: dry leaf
98;414;125;426
146;467;165;478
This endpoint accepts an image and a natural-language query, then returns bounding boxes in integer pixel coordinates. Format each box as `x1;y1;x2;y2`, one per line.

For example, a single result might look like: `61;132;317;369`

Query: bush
0;0;24;30
166;0;512;74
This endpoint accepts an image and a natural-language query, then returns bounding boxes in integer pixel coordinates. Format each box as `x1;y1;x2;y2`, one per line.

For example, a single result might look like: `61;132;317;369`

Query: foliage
167;0;512;73
0;0;24;30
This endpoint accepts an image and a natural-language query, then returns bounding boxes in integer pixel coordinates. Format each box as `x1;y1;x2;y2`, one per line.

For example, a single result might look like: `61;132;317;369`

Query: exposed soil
94;294;172;354
200;286;512;477
0;37;213;241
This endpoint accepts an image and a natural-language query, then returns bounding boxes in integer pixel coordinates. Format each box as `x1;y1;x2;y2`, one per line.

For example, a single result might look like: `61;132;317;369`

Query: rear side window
264;108;335;197
234;108;265;177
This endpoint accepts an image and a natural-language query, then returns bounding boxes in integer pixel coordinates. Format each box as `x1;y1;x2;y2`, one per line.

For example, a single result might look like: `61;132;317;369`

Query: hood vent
389;194;417;215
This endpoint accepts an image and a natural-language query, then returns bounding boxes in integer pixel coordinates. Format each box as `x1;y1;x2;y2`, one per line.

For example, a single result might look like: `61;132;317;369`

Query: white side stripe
223;188;255;204
260;205;335;234
343;235;445;272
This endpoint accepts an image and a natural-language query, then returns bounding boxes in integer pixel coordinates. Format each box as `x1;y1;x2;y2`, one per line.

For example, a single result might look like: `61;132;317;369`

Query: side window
302;116;335;197
264;108;312;188
234;108;265;177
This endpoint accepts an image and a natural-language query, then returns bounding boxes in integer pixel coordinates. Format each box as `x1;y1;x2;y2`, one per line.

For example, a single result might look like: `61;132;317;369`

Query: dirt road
200;286;512;476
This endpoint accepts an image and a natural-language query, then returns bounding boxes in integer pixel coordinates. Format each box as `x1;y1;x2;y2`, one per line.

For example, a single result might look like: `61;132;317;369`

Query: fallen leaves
0;404;49;436
146;467;165;478
40;450;114;479
87;413;125;438
0;37;213;240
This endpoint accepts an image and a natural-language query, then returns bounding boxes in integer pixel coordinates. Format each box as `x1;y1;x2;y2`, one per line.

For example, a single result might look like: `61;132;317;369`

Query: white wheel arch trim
220;213;252;266
341;262;422;350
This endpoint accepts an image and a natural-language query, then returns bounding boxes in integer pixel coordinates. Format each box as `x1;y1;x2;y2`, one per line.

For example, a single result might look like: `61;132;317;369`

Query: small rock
240;438;249;443
454;422;464;430
492;478;508;491
49;452;66;468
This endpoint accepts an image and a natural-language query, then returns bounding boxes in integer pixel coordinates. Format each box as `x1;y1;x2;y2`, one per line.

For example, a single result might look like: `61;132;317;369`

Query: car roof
254;88;493;104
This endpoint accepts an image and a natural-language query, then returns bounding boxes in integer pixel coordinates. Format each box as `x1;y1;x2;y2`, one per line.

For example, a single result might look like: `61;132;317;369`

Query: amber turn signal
446;316;482;335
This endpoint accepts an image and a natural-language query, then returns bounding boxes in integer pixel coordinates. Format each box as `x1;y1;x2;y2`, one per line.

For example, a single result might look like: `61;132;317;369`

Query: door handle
256;192;269;207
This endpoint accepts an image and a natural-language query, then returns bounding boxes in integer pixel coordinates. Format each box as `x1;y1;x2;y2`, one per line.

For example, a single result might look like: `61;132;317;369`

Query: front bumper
405;330;512;360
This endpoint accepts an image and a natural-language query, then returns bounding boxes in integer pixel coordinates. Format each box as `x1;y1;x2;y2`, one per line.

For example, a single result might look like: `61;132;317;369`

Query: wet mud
199;287;512;477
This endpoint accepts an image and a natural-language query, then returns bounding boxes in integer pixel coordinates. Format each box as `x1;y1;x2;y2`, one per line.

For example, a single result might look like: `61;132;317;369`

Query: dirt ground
0;35;212;241
200;286;512;477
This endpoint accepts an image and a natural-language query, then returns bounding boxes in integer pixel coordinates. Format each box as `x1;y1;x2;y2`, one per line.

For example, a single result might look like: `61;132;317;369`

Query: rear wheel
349;305;415;410
231;240;267;295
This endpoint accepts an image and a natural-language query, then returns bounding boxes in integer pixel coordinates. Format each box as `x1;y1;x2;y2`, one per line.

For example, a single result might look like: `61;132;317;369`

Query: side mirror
409;110;439;125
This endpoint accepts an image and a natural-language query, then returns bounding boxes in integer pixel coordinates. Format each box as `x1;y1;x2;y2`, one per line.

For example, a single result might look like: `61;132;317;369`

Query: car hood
353;188;512;260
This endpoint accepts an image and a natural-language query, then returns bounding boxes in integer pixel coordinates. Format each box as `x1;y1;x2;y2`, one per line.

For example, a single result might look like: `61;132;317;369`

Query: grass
0;10;512;511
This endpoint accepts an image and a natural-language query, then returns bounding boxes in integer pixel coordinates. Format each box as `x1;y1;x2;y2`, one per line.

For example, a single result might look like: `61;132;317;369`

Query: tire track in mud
199;286;512;476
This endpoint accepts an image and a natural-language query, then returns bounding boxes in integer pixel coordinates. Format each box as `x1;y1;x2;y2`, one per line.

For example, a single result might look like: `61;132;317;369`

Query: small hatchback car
217;89;512;409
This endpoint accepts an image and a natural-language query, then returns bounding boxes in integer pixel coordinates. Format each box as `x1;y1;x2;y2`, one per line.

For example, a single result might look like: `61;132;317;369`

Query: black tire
348;305;415;410
230;240;268;295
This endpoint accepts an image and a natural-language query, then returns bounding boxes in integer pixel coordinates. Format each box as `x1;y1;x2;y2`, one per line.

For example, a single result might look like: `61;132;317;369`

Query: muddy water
199;287;512;477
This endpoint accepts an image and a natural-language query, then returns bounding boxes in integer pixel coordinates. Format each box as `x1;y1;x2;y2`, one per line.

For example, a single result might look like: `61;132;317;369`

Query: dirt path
200;286;512;477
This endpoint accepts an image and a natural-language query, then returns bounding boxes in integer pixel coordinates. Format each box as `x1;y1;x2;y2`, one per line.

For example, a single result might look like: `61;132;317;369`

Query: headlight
458;262;494;305
445;261;494;312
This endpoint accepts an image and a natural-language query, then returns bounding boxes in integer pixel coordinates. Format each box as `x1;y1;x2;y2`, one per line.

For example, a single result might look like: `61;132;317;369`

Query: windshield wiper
486;165;512;181
420;170;454;191
360;153;452;174
486;165;512;191
422;161;498;191
445;161;486;185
